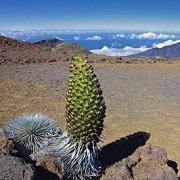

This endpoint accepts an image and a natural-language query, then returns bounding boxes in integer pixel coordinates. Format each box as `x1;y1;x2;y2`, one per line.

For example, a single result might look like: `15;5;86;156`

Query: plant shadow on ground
167;160;179;179
101;131;150;167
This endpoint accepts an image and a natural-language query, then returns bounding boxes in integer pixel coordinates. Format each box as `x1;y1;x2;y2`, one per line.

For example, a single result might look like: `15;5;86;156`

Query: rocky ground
0;36;180;179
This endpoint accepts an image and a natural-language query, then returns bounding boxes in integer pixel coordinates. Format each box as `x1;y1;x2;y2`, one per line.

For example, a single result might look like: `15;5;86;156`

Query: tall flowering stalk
67;56;105;148
47;56;106;179
64;56;106;179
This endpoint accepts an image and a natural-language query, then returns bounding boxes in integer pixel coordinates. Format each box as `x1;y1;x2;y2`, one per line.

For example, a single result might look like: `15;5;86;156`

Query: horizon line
0;28;180;33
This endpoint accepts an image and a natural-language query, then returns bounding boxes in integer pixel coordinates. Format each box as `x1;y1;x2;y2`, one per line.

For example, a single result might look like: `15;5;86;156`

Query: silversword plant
1;114;60;155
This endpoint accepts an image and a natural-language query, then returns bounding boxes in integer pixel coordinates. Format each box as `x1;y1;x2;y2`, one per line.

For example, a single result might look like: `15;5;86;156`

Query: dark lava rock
0;133;63;179
0;134;35;179
102;144;179;180
0;132;178;180
0;151;35;180
35;155;63;180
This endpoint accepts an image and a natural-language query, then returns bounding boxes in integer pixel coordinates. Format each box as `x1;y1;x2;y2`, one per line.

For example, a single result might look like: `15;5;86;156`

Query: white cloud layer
1;30;178;40
111;41;122;47
153;39;180;48
74;36;81;40
91;39;180;56
109;33;126;39
85;36;102;40
129;32;176;39
90;45;149;56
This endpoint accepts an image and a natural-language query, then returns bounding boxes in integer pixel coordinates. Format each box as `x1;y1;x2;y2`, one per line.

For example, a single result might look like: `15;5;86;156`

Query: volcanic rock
0;151;35;180
35;155;63;179
102;144;179;180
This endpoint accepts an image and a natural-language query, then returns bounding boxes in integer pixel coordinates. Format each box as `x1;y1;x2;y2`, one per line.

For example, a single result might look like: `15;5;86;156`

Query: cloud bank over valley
0;30;180;56
91;39;180;56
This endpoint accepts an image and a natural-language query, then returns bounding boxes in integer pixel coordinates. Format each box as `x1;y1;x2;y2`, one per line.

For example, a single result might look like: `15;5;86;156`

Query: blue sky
1;0;180;31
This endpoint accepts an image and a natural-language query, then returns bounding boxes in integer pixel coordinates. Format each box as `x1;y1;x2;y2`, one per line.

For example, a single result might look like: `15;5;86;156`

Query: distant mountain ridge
52;43;92;56
33;38;63;48
129;42;180;60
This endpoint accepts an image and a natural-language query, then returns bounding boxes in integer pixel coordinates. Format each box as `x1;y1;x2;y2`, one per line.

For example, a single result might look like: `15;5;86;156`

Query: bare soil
0;36;180;177
0;61;180;177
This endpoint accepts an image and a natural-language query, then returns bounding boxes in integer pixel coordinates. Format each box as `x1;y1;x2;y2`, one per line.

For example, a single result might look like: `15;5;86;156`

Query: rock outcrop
1;132;178;180
35;156;63;180
0;134;63;180
102;144;179;180
0;151;35;179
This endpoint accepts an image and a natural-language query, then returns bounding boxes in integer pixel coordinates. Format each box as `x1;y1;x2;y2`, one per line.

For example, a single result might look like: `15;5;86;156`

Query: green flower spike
67;56;106;148
53;56;106;179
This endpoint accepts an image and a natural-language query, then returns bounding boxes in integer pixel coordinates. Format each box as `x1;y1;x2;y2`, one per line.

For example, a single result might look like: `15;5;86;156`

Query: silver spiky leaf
37;132;102;180
1;114;61;155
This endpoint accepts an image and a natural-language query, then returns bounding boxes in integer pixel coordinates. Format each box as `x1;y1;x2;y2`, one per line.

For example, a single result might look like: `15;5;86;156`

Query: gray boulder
0;152;35;180
102;144;179;180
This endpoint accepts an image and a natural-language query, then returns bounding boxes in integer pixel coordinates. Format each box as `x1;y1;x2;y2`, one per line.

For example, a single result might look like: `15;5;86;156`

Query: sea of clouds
0;30;180;56
91;39;180;56
89;32;180;56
